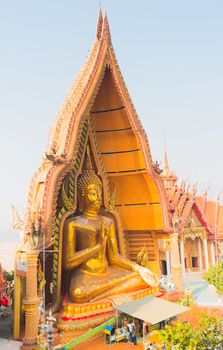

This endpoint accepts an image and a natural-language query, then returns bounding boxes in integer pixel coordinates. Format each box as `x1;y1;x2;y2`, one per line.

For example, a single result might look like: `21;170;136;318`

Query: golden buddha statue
62;156;158;303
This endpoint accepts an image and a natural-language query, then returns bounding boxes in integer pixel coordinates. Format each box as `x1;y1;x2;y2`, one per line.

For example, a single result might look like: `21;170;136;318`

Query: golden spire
162;146;171;177
96;8;103;41
162;146;177;190
102;10;111;40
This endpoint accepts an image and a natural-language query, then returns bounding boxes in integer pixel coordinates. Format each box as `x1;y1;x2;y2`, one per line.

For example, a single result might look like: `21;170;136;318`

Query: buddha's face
83;183;102;212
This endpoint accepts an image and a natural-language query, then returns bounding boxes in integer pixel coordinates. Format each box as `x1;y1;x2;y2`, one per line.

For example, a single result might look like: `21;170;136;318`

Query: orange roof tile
205;201;217;228
195;196;205;215
217;205;223;232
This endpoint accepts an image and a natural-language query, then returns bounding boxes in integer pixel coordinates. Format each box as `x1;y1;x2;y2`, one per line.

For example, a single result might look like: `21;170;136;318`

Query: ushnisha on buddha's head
77;155;102;214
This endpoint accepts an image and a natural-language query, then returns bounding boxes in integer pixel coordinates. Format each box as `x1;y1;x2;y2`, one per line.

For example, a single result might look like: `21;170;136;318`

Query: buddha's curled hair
77;154;102;196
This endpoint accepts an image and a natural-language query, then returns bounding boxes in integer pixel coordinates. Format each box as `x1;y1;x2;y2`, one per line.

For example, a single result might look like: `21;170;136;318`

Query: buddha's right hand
134;264;158;287
98;223;108;247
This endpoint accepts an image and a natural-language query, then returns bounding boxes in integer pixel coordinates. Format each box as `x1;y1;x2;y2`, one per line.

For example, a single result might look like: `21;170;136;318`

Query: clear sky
0;0;223;252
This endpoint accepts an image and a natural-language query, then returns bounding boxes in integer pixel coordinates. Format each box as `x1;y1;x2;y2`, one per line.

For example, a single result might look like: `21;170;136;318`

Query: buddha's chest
76;225;100;249
75;219;109;250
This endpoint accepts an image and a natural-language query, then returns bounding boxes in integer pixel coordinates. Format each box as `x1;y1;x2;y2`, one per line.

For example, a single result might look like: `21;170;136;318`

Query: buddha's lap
70;265;137;290
68;265;148;302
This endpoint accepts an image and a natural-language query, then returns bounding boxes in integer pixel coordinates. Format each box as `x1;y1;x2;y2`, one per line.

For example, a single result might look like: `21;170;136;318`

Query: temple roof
164;172;223;238
24;11;171;241
162;149;212;235
195;191;223;238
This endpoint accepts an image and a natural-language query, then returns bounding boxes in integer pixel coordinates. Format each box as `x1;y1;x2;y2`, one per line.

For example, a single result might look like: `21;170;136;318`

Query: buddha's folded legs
92;273;147;301
69;265;147;303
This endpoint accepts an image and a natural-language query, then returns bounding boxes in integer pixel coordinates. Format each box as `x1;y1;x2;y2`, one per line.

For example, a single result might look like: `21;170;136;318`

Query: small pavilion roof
114;296;189;325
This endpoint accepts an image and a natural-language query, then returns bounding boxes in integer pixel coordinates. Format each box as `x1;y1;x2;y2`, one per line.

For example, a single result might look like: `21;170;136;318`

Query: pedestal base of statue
56;286;160;345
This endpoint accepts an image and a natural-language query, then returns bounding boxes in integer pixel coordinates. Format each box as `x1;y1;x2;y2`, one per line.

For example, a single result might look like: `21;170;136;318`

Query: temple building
14;11;223;348
196;193;223;262
12;11;223;347
162;149;223;281
13;11;185;346
12;10;223;348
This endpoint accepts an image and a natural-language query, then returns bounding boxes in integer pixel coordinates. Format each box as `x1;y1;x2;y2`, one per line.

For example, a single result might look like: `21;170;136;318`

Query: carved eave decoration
182;227;207;241
23;11;171;249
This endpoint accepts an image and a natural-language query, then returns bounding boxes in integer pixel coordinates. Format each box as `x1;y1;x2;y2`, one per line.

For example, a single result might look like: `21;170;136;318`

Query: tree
196;312;223;350
159;320;199;350
5;271;14;282
158;312;223;350
204;261;223;295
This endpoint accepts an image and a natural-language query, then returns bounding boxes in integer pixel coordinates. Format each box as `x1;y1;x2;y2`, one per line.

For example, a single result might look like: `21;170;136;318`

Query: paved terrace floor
0;339;22;350
73;337;144;350
183;271;223;307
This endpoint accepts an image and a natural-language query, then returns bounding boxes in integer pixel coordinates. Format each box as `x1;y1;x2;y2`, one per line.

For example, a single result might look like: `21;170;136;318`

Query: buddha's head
77;155;102;214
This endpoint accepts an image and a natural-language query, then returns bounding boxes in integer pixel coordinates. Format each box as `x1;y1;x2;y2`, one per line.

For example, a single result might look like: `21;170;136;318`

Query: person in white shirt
127;320;133;342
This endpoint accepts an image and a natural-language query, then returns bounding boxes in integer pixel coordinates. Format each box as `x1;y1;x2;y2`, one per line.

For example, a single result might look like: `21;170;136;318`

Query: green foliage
204;261;223;295
196;312;223;350
159;320;199;350
4;271;14;282
159;312;223;350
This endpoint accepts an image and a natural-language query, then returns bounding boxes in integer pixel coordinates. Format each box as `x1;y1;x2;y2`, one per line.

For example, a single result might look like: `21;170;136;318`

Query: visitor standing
131;322;137;345
127;320;133;342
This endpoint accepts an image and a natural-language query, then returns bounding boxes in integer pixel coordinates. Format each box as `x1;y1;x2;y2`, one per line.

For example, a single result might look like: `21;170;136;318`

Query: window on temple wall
191;256;198;268
185;258;187;268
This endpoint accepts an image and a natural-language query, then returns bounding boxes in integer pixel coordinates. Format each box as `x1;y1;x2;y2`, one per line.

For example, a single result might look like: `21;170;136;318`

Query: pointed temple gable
25;11;171;244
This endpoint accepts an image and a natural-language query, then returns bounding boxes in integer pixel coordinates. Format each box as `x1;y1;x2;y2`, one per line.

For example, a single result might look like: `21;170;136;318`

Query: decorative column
22;251;39;349
211;242;216;266
170;233;183;290
180;239;186;278
203;238;209;271
198;238;203;271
